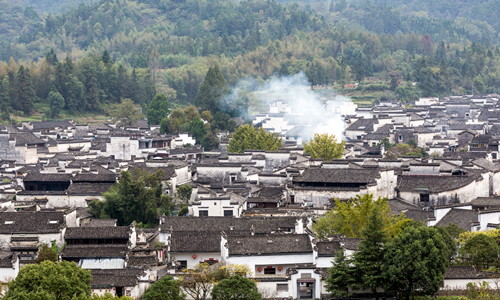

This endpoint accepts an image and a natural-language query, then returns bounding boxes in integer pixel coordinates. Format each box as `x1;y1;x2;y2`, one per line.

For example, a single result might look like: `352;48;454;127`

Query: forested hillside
7;0;92;13
1;0;500;123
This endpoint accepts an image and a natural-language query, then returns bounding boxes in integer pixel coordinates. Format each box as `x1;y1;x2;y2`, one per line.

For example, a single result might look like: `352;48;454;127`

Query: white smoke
224;72;354;142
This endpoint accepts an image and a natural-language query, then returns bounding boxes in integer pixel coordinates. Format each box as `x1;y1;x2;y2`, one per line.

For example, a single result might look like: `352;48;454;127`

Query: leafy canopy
142;276;185;300
211;275;262;300
460;233;499;269
111;98;143;126
303;133;346;161
88;168;174;226
228;125;282;153
4;261;92;300
313;194;410;239
381;226;450;300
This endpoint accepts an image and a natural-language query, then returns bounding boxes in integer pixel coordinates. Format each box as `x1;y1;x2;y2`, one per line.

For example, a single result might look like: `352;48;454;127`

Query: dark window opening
177;260;187;270
199;210;208;217
290;195;295;204
224;210;233;217
264;268;276;274
420;194;430;202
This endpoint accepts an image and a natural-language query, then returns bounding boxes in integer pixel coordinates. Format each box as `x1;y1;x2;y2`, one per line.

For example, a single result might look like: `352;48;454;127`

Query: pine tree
15;66;35;116
102;50;111;64
65;74;85;113
86;67;100;112
354;204;388;298
325;251;356;297
193;64;227;114
117;65;130;99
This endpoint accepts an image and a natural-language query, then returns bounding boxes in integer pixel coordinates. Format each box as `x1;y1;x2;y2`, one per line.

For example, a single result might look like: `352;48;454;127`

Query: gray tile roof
227;234;312;255
127;255;157;267
67;182;114;195
444;266;477;279
170;231;221;252
0;212;64;233
346;118;377;132
316;241;342;257
435;209;478;230
91;269;143;287
24;172;72;182
62;245;128;258
398;175;477;193
65;226;130;239
293;168;379;184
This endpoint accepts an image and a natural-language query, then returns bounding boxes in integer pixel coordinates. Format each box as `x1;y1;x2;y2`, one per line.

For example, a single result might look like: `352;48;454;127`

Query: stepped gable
227;234;312;255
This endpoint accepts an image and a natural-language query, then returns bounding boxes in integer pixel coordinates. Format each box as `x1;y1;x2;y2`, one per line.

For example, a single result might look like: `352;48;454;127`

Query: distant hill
6;0;92;13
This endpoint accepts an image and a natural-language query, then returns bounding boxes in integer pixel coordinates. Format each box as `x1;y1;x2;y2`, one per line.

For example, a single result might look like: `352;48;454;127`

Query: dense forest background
1;0;500;123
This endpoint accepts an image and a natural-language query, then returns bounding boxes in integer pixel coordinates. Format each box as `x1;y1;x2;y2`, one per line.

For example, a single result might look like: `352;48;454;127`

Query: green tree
65;74;85;113
147;93;172;126
313;194;409;239
189;117;207;144
354;204;388;297
161;109;187;134
15;66;35;116
211;275;262;300
48;86;65;119
102;50;111;64
89;168;174;226
390;76;398;91
111;98;143;126
460;233;499;269
194;64;227;114
355;53;364;83
4;261;92;300
325;250;356;297
176;184;193;203
142;276;185;300
228;125;281;153
303;133;346;160
381;226;449;300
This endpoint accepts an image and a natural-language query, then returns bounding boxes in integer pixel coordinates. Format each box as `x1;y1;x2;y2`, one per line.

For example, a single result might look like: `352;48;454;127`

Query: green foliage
4;261;92;300
303;133;346;161
313;194;410;239
147;93;172;126
385;143;427;158
228;125;282;153
89;168;174;226
176;184;193;203
194;64;227;114
142;276;185;300
91;293;132;300
460;233;499;269
35;241;62;264
48;87;64;119
211;275;262;300
325;251;356;297
381;226;450;300
188;117;207;145
111;98;143;126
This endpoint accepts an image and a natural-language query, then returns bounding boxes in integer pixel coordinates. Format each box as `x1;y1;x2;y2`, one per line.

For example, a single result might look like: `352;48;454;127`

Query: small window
277;284;289;292
177;260;187;270
493;153;498;159
4;221;13;224
399;135;402;141
199;210;208;217
224;210;233;217
214;202;217;205
264;268;276;274
49;220;58;224
420;194;430;202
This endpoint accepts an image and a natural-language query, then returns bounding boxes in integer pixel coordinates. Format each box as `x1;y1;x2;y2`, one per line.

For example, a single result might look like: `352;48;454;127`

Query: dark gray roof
342;238;362;250
388;199;421;215
83;219;117;227
398;175;476;193
362;133;389;140
160;216;298;233
444;266;477;279
435;209;478;230
472;197;500;207
258;186;284;198
65;227;130;239
62;245;128;258
346;118;377;132
14;132;45;146
404;209;434;222
73;173;117;182
0;212;64;233
31;121;73;130
443;151;488;160
170;231;221;252
91;269;143;287
316;241;342;257
247;197;279;203
127;255;157;267
293;168;379;184
227;234;312;255
67;182;114;195
24;172;72;182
